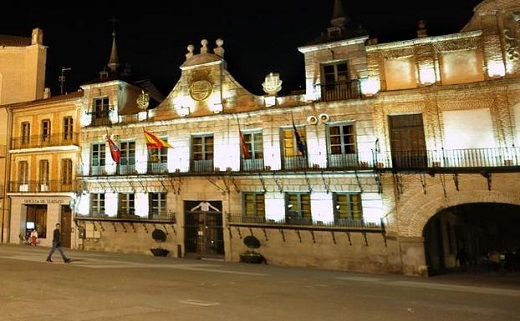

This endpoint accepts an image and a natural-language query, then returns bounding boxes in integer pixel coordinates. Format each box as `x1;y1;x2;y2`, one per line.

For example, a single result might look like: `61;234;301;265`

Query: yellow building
0;28;48;243
5;92;83;246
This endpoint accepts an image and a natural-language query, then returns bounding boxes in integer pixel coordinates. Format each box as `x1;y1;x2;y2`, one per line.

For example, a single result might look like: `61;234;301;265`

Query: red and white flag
106;134;121;163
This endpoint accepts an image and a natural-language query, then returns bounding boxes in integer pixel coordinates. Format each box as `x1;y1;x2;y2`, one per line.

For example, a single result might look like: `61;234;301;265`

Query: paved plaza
1;244;519;321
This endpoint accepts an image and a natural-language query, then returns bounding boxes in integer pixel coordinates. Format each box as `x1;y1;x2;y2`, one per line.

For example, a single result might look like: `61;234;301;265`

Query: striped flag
144;130;172;149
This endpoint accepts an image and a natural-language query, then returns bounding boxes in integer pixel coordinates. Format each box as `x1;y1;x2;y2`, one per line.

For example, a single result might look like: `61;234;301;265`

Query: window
334;192;363;223
41;119;51;142
90;193;105;216
323;62;349;84
192;135;213;160
328;123;357;168
243;132;263;159
39;160;49;191
241;131;264;171
243;192;265;223
285;193;311;224
119;141;136;174
321;62;360;101
282;127;306;157
149;192;167;218
21;122;30;145
148;141;168;173
63;116;73;141
118;193;135;218
191;135;214;172
91;143;106;175
119;141;136;165
329;124;355;154
92;97;110;125
148;142;168;163
282;127;307;170
61;158;73;186
18;161;29;191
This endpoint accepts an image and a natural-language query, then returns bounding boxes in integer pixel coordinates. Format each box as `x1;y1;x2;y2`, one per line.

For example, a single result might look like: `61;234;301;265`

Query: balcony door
389;114;427;169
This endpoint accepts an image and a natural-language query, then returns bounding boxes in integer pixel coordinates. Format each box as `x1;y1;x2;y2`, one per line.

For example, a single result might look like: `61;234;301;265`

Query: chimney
417;20;427;38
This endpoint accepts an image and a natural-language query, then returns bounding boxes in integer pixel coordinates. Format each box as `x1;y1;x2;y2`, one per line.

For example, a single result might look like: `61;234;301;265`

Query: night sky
1;0;483;97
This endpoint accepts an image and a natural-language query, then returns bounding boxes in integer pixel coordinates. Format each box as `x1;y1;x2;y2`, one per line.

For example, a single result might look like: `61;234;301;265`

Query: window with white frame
91;143;106;175
149;192;167;218
328;123;357;168
90;193;105;216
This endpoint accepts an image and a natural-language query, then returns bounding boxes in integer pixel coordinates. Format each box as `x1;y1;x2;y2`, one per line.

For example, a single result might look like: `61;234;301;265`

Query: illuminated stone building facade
2;0;520;276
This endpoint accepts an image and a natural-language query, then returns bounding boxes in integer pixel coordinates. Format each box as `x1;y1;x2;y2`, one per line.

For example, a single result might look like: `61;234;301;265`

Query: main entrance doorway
184;201;224;259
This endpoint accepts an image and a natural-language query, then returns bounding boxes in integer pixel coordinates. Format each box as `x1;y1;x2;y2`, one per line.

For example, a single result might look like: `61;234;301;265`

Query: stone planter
239;251;264;264
150;248;169;257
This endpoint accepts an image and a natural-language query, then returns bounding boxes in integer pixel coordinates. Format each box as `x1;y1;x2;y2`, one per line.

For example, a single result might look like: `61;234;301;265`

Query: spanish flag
144;129;172;149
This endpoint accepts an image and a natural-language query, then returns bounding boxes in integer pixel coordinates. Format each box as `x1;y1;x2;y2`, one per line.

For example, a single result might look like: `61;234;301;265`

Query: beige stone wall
0;35;46;104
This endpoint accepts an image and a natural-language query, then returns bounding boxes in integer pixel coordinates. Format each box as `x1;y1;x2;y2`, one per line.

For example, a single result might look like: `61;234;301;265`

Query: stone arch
398;188;520;238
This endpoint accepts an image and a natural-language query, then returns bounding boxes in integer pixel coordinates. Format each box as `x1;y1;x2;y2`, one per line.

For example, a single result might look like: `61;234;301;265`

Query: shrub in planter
150;228;169;257
240;235;265;264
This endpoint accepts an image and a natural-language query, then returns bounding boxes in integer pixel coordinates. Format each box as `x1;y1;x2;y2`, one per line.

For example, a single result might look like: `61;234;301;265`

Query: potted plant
150;228;169;257
239;235;264;264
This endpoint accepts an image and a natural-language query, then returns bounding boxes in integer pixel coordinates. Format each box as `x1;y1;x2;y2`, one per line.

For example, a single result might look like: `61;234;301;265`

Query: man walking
46;223;71;263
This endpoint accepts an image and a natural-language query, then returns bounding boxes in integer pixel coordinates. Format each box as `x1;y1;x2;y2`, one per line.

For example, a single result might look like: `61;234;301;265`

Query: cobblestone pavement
1;244;519;321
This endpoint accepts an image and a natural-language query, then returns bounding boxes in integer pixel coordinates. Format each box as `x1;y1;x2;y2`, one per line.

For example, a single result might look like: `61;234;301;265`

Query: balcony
76;210;176;223
10;133;80;149
87;111;112;127
77;147;520;179
227;214;384;232
379;147;520;172
241;158;265;172
8;180;79;193
190;160;214;173
148;162;168;174
314;79;362;102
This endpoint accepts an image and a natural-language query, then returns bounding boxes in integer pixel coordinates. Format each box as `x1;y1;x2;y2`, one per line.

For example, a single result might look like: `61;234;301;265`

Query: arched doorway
424;203;520;275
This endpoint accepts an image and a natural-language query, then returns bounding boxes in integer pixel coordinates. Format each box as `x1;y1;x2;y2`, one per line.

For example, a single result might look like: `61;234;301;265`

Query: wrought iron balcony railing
11;133;80;149
314;79;362;102
77;147;520;178
226;214;383;230
75;210;175;222
8;180;79;193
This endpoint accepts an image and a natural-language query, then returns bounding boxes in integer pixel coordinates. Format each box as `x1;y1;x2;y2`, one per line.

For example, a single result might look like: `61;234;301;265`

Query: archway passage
424;203;520;275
